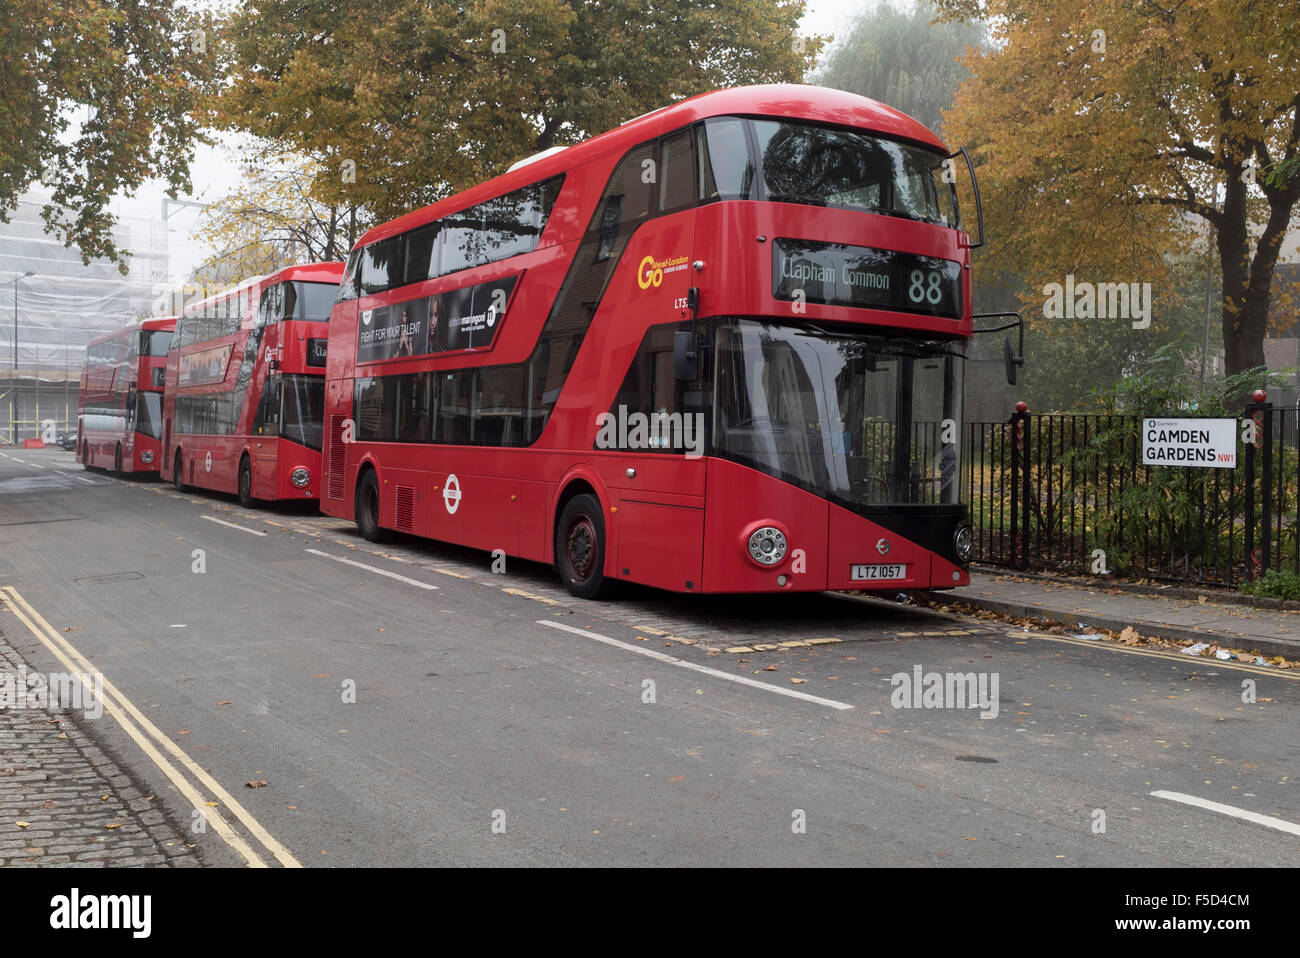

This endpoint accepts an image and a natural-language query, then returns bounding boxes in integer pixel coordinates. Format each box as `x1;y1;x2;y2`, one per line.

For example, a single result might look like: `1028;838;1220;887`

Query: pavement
0;630;197;867
948;571;1300;661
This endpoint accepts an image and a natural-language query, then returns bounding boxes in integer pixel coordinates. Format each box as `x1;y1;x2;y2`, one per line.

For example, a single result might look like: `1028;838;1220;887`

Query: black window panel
700;117;755;201
394;371;435;442
338;250;362;301
435;207;484;277
281;374;324;450
254;376;281;436
659;129;696;214
404;223;440;287
434;370;474;444
141;330;171;356
285;281;337;322
135;391;163;439
362;237;403;295
355;377;395;441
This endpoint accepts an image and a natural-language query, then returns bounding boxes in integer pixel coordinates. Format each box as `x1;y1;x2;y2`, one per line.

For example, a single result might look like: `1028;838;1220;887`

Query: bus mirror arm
972;311;1024;386
954;146;984;250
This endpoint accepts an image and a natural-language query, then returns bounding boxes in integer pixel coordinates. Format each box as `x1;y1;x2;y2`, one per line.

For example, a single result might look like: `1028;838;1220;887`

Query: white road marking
1150;790;1300;837
74;475;96;484
537;619;854;711
305;548;438;590
201;514;268;536
10;458;24;464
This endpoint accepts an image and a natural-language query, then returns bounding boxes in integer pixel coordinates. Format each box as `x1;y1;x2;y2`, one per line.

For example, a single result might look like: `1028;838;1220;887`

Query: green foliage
0;1;216;268
1082;343;1292;417
1241;570;1300;601
213;0;821;224
815;1;988;136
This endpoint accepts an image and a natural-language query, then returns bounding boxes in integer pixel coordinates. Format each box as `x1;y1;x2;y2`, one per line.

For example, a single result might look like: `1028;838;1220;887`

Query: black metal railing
964;396;1297;587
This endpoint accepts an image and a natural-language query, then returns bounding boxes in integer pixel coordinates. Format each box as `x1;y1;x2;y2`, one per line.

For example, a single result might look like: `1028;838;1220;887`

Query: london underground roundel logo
443;474;462;514
204;452;212;473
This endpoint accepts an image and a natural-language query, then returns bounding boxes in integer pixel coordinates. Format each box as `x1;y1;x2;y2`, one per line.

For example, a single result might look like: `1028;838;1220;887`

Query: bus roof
356;84;949;250
86;316;175;348
180;262;345;318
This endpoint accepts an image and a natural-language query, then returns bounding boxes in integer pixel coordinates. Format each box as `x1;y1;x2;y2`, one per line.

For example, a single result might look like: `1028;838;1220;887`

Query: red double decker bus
78;316;176;474
160;262;344;505
322;84;990;598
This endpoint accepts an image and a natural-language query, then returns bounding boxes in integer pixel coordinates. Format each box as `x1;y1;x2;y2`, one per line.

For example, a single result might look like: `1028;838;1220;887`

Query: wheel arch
550;466;613;569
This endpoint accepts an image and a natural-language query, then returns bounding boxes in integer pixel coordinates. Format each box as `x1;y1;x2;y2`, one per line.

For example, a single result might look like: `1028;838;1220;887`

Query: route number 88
908;269;943;305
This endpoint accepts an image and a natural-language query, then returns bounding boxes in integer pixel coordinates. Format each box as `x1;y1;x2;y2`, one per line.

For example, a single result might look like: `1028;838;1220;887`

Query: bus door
252;374;281;493
610;127;706;592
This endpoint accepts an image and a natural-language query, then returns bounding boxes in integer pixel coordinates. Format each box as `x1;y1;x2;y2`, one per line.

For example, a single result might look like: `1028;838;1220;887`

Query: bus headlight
291;467;311;488
954;523;973;565
140;451;154;464
747;525;788;567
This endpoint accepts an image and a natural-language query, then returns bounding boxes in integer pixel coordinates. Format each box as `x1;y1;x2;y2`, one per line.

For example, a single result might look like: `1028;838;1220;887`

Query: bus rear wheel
355;470;389;542
173;451;185;493
238;457;255;508
556;493;608;600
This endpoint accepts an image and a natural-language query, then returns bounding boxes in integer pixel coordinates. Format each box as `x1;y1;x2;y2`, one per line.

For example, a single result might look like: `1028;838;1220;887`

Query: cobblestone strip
0;627;198;867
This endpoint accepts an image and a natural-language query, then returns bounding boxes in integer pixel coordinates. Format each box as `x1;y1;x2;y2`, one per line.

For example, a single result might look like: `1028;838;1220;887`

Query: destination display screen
307;338;327;367
773;239;961;319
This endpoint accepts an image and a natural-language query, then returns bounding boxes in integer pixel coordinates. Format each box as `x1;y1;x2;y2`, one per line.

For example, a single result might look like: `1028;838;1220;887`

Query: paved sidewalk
0;629;198;867
946;571;1300;660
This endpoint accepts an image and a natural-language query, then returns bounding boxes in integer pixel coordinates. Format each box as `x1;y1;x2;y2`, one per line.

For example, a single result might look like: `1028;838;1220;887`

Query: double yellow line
1;586;300;868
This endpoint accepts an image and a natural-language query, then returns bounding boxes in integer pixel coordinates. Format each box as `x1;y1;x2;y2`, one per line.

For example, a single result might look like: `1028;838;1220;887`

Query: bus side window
699;118;754;201
339;249;363;301
659;129;696;215
593;142;657;262
362;237;403;294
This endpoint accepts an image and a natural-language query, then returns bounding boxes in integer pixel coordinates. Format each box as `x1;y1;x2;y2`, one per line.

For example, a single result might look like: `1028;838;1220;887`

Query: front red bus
322;84;981;598
78;317;176;474
160;263;343;505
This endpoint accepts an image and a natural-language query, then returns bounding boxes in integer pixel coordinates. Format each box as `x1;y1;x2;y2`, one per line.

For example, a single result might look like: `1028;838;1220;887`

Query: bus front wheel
556;493;608;600
81;441;89;470
355;470;389;543
238;456;255;508
173;451;185;493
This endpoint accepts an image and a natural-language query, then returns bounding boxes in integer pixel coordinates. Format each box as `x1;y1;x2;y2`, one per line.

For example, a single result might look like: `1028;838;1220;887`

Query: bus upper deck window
700;118;753;201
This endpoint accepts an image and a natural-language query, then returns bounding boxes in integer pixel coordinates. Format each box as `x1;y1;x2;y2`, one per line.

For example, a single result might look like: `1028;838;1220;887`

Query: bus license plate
850;563;906;581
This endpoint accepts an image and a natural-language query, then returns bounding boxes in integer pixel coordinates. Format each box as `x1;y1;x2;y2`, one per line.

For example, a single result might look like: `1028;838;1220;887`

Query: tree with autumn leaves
207;0;820;227
0;0;215;268
933;0;1300;385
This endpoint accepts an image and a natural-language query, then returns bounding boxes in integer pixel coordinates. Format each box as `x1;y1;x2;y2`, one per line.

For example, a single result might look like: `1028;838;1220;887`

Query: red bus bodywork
160;263;344;503
322;84;977;596
77;317;176;473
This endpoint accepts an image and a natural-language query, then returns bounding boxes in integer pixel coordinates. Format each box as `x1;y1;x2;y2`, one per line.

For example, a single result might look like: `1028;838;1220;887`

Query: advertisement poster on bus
178;344;234;387
357;275;518;362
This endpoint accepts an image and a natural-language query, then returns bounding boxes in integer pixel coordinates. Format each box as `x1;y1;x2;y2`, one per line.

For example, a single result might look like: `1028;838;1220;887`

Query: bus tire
113;444;122;476
355;469;389;542
555;493;608;600
81;441;89;470
238;456;255;508
173;450;185;493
